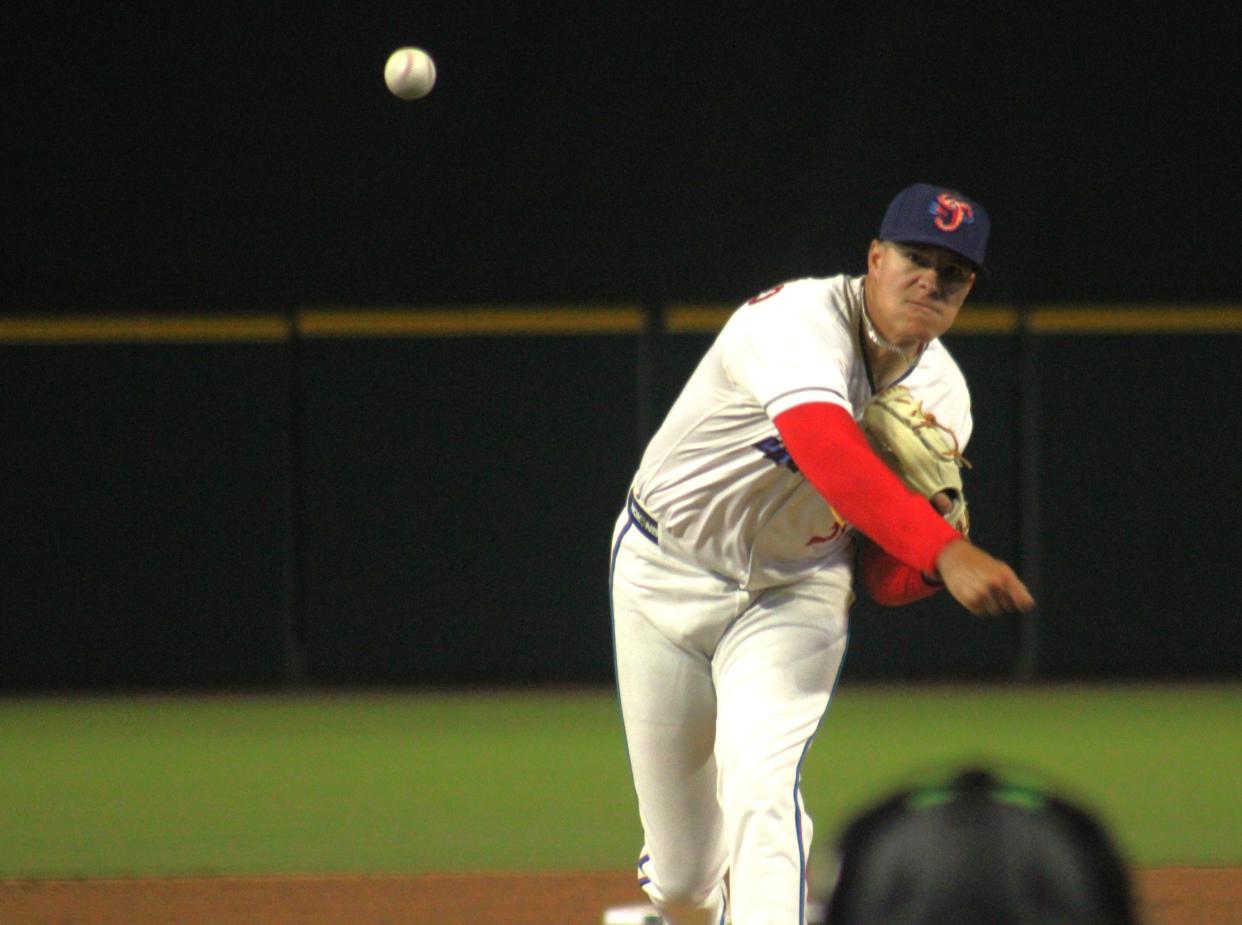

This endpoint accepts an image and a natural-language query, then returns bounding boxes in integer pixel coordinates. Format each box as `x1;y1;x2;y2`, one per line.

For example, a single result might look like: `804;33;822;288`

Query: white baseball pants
610;512;850;925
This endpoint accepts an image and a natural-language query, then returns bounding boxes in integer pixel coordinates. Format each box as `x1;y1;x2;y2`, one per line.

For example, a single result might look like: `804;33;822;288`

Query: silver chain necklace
861;295;923;360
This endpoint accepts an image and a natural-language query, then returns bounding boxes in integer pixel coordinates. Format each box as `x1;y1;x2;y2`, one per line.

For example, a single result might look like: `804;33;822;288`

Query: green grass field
0;684;1238;878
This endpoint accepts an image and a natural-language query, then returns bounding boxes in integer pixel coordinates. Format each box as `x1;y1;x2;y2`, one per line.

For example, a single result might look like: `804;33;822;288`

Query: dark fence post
282;307;309;687
1014;307;1041;681
636;301;664;458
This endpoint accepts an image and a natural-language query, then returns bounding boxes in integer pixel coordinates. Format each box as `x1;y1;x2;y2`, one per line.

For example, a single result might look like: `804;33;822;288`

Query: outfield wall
2;307;1238;689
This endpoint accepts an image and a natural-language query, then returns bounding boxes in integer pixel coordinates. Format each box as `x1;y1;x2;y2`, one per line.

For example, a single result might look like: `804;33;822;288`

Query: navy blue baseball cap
879;182;991;271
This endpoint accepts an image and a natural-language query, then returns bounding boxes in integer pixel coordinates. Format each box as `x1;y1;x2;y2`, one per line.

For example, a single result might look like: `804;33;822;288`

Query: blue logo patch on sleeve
753;436;800;473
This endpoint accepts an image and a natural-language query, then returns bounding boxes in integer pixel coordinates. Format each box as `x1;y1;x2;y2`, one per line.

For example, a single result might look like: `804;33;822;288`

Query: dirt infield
1;868;1238;925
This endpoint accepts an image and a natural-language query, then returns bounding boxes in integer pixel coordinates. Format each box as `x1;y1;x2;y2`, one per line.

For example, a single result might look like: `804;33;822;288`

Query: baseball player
609;183;1035;925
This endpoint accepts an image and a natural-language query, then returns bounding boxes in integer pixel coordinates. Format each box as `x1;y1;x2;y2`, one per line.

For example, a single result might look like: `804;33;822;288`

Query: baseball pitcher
609;183;1035;925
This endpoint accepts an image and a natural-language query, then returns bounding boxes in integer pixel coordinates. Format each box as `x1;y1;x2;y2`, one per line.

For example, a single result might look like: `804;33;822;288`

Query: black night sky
6;3;1239;313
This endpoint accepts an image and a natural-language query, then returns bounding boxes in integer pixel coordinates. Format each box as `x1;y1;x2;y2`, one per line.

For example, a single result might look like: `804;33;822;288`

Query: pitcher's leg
712;579;849;925
611;530;733;925
623;712;728;925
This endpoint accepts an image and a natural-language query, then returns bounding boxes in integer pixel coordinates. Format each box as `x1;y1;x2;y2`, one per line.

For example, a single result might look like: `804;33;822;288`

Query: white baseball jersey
630;274;972;590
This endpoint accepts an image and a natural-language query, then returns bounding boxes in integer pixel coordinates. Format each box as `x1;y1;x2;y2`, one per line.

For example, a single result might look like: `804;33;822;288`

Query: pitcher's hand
933;538;1036;616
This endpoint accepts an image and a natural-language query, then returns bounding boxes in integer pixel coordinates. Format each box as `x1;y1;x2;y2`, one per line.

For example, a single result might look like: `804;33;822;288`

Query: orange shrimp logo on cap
931;193;974;232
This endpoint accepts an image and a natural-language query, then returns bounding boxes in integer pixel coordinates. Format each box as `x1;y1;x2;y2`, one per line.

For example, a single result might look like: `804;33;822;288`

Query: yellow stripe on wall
663;305;733;333
297;306;647;337
664;304;1021;335
1027;306;1242;334
2;306;1241;343
666;304;1242;335
954;307;1020;334
0;316;291;344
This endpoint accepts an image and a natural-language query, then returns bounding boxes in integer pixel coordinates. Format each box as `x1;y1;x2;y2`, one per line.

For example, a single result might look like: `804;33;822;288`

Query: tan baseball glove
862;385;972;536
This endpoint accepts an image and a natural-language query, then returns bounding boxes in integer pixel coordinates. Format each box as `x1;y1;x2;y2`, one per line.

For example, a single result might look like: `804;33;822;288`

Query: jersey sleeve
717;283;856;419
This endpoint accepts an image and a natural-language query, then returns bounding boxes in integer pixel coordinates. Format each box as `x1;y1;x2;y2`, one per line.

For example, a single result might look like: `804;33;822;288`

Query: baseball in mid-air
384;47;437;100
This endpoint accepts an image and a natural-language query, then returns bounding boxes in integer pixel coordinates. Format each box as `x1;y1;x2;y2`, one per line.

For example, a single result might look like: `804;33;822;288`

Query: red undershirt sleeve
859;540;944;606
773;400;959;575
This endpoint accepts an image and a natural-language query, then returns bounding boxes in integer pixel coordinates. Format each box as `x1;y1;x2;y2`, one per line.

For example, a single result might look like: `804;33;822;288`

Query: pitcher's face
865;240;976;346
